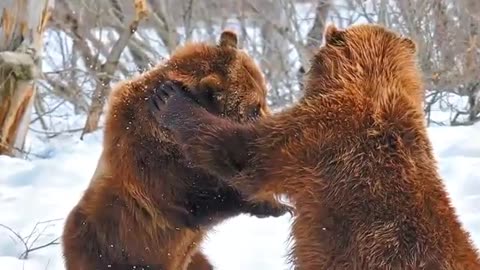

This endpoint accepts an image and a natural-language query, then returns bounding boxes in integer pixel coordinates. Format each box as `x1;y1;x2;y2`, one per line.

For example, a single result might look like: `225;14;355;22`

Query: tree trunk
259;0;291;107
0;0;54;156
80;0;147;138
297;0;330;86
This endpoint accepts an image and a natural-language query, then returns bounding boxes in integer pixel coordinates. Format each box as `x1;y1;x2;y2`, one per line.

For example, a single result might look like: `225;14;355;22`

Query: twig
0;224;29;254
30;99;68;124
29;127;94;139
19;237;60;259
0;219;62;260
27;220;60;251
0;141;48;159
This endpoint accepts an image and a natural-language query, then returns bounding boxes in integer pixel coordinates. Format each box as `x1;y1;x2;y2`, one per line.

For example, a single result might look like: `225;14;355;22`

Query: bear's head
165;30;269;123
307;24;423;107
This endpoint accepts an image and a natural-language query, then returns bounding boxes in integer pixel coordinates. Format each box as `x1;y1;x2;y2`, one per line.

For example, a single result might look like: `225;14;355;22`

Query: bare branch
81;0;148;138
0;219;61;259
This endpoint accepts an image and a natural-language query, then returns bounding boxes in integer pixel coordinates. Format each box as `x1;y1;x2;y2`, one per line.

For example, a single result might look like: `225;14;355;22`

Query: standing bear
62;30;291;270
152;24;480;269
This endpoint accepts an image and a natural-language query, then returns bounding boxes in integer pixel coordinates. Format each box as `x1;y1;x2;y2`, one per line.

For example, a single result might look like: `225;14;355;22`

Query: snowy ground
0;122;479;269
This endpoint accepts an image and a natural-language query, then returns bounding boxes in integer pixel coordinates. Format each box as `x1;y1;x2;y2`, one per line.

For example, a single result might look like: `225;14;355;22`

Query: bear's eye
247;104;261;119
205;89;216;103
195;85;217;104
198;87;224;115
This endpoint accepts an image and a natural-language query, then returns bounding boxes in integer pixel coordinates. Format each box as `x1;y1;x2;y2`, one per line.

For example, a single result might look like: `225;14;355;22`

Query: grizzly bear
61;30;291;270
151;24;480;269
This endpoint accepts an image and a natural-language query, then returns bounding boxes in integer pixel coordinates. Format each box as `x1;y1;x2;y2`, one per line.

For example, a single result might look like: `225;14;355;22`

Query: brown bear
151;24;480;269
61;30;291;270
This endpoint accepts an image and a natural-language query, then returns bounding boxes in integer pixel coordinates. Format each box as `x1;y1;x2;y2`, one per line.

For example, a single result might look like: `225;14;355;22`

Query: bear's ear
219;30;238;48
401;37;417;54
325;24;346;46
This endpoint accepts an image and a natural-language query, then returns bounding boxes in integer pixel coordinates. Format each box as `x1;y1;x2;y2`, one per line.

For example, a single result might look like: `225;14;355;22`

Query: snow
0;127;293;270
0;121;479;269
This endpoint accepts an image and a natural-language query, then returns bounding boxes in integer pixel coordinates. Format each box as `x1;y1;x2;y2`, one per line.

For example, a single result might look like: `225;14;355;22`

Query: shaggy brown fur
61;30;291;270
152;24;480;269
